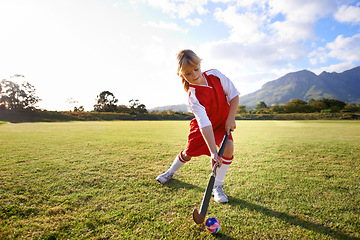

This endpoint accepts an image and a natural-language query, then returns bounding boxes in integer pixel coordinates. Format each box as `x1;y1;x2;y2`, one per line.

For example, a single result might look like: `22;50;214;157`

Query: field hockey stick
193;131;230;224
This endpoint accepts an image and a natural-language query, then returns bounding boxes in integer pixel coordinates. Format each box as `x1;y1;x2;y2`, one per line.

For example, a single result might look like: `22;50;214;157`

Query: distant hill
149;104;190;113
239;66;360;108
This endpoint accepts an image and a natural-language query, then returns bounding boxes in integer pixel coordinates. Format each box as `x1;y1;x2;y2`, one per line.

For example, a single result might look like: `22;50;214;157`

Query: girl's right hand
211;152;223;168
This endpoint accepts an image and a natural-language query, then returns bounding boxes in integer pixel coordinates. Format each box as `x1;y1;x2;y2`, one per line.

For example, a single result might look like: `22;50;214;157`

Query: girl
156;49;240;203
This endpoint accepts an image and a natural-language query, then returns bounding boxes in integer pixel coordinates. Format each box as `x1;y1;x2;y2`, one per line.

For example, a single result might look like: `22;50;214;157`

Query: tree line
238;98;360;114
0;78;147;114
1;77;359;114
92;91;147;114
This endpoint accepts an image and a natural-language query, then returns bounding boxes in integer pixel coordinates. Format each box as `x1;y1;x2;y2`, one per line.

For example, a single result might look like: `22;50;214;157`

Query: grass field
0;120;359;239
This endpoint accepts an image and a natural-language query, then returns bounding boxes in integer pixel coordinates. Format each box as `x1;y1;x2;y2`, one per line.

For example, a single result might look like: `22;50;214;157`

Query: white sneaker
212;185;228;203
156;170;174;184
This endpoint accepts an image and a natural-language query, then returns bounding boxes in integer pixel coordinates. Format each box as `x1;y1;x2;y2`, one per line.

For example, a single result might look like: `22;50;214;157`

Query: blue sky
1;0;360;111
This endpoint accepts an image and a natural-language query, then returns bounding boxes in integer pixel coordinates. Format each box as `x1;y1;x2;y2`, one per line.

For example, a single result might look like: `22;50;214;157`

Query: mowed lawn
0;120;359;239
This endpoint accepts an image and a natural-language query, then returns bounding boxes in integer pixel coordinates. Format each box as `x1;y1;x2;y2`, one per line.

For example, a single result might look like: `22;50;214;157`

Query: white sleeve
207;69;240;102
188;87;212;129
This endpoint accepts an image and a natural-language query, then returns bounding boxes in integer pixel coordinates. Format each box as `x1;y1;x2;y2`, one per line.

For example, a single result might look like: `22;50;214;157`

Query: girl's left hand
225;118;236;133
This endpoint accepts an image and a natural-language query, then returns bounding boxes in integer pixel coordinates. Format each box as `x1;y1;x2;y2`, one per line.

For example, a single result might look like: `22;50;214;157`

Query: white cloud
214;5;266;43
327;34;360;61
137;0;177;17
177;0;208;18
270;20;315;42
139;0;208;18
146;21;189;33
268;0;336;42
311;62;357;75
208;0;322;70
199;37;305;73
186;18;203;26
309;47;328;65
334;4;360;24
211;0;233;3
235;0;268;9
268;0;336;22
211;0;337;57
309;33;360;65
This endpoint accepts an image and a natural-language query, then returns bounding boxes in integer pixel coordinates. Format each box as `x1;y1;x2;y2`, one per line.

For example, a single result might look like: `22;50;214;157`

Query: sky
1;0;360;111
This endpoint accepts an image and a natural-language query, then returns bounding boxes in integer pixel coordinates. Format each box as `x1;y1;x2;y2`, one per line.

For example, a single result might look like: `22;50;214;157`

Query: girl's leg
216;139;233;184
213;140;234;203
169;151;191;172
156;151;191;184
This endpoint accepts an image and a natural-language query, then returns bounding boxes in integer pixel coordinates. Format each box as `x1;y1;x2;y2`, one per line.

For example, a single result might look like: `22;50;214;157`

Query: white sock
168;153;185;173
214;164;230;186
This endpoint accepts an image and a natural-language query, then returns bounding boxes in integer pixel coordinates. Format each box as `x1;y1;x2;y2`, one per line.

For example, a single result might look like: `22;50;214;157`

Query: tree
284;101;296;113
284;99;310;113
237;105;247;114
129;99;147;115
255;101;268;111
293;99;310;113
0;77;41;110
93;91;118;112
327;99;346;112
74;106;85;112
116;104;131;113
343;103;359;112
269;102;285;113
308;99;325;112
311;98;347;113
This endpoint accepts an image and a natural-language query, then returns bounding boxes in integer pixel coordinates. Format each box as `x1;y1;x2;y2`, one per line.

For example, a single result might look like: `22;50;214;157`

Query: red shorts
184;120;233;157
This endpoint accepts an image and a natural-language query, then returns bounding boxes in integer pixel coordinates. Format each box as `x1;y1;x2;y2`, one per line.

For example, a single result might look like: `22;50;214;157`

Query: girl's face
180;64;206;85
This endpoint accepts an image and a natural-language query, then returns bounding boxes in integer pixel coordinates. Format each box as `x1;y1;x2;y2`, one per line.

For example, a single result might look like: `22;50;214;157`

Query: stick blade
192;208;205;224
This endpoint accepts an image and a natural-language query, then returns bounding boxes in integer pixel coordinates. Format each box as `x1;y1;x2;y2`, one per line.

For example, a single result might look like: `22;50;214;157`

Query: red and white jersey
188;69;240;130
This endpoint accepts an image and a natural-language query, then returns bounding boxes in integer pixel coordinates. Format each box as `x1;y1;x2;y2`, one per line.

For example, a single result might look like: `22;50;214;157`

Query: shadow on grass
166;179;358;240
166;178;200;190
227;196;359;240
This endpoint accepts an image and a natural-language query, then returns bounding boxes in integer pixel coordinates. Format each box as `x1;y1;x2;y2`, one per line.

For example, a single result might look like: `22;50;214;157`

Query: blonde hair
176;49;202;92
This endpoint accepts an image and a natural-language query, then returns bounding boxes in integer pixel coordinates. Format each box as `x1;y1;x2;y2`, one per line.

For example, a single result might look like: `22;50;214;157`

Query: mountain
239;66;360;108
149;104;190;113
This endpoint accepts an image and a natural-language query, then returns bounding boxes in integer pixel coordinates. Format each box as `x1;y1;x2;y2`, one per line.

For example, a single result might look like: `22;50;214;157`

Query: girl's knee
181;151;192;161
223;140;234;159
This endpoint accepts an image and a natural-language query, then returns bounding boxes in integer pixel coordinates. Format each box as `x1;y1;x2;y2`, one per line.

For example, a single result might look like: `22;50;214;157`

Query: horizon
1;0;360;111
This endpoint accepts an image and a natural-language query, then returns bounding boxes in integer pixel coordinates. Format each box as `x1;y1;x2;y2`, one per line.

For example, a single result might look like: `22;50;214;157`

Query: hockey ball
205;217;220;234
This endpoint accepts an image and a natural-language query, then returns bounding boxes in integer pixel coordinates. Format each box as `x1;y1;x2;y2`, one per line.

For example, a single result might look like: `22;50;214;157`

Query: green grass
0;121;359;239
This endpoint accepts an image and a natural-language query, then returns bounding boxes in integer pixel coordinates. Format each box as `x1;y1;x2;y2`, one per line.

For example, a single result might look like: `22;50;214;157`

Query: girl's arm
225;95;239;133
200;125;222;167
